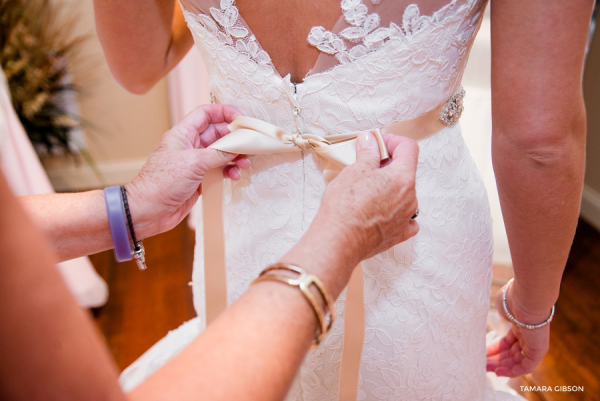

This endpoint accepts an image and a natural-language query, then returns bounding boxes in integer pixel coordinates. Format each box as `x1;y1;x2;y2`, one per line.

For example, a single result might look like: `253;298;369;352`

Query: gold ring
521;349;527;359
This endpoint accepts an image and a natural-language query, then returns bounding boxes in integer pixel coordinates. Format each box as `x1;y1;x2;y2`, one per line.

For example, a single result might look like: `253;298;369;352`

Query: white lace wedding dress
120;0;523;399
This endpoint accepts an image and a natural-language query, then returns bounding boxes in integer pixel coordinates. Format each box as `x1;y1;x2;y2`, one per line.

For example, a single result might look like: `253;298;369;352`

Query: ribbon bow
209;116;389;181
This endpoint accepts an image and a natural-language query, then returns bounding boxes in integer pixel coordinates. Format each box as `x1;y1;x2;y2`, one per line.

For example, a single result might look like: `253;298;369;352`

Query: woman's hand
125;104;250;239
321;132;420;263
285;131;420;298
486;283;551;377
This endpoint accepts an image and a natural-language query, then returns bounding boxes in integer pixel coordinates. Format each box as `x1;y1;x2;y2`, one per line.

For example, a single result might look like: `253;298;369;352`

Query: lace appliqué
307;1;446;65
191;0;276;80
183;0;298;116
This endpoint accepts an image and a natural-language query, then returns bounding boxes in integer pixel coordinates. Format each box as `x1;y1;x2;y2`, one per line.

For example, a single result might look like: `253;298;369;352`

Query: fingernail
231;167;240;180
357;132;374;149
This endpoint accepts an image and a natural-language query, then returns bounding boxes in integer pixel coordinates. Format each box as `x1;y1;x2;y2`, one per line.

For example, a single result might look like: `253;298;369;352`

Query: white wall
45;0;171;191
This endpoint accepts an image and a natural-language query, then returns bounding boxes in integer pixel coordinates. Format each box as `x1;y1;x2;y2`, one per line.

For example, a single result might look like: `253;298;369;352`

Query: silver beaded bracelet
502;278;555;330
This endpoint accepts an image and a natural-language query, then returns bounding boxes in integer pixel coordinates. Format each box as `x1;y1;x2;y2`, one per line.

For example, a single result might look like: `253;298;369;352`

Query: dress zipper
292;83;300;117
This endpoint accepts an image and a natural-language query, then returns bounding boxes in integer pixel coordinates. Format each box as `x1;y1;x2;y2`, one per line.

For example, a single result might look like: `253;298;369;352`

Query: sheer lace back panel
180;0;486;137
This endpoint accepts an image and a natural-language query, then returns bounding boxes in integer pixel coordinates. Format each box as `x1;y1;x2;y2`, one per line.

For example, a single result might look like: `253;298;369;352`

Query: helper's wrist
122;181;155;240
314;204;366;261
281;218;360;300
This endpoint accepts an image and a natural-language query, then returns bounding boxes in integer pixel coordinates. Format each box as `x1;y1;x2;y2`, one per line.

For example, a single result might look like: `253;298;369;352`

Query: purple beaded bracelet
104;185;133;262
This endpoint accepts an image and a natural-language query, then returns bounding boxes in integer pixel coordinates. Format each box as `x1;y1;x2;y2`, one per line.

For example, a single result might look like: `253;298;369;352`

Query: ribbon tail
202;167;228;324
338;263;365;401
322;158;343;183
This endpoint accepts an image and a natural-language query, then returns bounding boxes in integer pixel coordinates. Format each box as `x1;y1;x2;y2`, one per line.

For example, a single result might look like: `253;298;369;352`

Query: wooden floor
91;221;196;370
90;219;600;399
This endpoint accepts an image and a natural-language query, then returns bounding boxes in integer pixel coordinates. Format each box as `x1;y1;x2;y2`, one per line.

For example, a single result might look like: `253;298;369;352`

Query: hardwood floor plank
91;221;196;370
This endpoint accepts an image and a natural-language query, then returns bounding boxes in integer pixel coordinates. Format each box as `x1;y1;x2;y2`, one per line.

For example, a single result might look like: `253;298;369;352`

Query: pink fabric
168;46;211;125
1;104;53;196
0;71;108;308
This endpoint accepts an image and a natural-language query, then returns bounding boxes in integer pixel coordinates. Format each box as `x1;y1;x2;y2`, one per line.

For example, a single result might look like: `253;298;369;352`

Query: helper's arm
20;105;245;262
0;133;419;401
0;172;126;401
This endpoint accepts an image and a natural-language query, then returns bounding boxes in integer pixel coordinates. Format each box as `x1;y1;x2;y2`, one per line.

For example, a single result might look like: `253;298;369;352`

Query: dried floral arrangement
0;0;88;156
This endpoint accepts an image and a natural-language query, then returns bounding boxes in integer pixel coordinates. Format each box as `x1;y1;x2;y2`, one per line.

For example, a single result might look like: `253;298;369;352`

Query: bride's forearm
93;0;193;94
493;129;585;319
490;0;592;321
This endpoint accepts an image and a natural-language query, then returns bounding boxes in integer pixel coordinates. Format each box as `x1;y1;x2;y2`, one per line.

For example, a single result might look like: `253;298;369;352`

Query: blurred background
1;1;599;399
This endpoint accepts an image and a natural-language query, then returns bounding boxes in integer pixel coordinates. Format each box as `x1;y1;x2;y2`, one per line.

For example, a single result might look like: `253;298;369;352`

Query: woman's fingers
233;155;251;169
404;219;420;240
200;104;243;146
223;164;241;180
486;329;518;356
192;148;238;176
487;326;546;377
494;359;533;378
355;132;381;169
199;123;232;148
383;134;419;172
222;155;251;180
487;350;525;375
174;104;243;148
487;349;515;365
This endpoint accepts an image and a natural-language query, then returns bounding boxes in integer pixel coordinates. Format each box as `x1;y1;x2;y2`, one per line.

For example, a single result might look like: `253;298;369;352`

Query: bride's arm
487;0;594;375
93;0;193;94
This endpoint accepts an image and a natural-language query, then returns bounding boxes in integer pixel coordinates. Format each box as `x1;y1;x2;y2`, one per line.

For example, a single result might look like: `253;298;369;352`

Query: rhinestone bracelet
502;278;555;330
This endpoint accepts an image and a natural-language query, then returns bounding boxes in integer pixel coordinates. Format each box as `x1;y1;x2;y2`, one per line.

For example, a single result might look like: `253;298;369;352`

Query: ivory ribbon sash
202;101;448;400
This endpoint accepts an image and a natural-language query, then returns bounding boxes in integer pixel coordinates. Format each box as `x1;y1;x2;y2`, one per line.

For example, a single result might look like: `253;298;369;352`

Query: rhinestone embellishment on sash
439;88;465;126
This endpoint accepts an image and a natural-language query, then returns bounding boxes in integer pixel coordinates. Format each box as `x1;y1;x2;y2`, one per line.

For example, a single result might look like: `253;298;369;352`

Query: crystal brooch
439;88;465;126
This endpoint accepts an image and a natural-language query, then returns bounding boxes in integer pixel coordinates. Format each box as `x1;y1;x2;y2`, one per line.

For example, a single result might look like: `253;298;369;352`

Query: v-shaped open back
180;0;469;85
